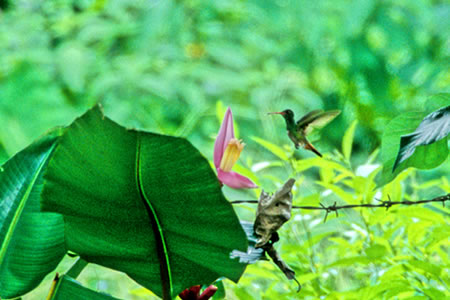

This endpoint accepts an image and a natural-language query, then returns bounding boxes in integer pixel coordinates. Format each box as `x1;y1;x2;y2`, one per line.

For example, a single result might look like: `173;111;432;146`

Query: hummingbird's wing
296;110;341;136
296;110;324;127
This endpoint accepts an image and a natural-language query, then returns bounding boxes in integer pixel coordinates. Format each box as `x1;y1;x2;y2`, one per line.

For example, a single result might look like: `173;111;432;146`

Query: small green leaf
393;105;450;171
251;136;289;161
48;274;119;300
365;244;388;259
65;257;89;279
210;279;226;300
422;287;448;299
407;260;443;278
342;120;358;161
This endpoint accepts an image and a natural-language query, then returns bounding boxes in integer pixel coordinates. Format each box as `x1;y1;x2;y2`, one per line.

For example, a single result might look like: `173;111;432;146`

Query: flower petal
198;285;218;300
217;169;258;189
213;108;235;168
179;285;201;300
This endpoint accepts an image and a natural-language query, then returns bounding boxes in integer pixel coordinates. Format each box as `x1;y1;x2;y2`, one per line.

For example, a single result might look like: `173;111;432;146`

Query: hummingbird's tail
305;142;323;157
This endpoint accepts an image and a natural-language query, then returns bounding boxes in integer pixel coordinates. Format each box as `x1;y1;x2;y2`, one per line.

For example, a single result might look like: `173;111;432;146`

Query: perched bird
268;109;341;157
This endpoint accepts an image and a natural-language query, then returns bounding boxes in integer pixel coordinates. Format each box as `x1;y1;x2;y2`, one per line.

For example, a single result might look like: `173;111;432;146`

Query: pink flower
214;108;258;189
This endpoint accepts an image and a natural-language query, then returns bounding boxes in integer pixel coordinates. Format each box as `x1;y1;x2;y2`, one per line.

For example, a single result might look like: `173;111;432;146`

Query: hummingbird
268;109;341;157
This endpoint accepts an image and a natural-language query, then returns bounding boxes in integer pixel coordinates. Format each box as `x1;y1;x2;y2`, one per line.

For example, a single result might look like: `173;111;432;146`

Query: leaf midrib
0;143;56;266
135;134;173;300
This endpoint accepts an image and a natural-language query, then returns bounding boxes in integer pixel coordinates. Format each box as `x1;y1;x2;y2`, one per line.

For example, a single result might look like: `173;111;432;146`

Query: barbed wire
231;193;450;222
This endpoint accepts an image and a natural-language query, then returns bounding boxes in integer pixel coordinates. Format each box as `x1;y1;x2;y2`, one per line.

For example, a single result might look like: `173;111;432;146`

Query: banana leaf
47;274;119;300
41;106;248;299
0;132;65;298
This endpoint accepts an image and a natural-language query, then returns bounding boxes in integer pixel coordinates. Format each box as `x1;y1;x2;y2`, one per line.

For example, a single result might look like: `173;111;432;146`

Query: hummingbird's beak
267;112;284;115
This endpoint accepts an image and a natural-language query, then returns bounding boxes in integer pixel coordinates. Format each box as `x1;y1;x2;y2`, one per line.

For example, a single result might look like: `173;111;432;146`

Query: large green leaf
0;132;65;298
48;274;119;300
393;105;450;171
378;111;449;187
41;106;248;299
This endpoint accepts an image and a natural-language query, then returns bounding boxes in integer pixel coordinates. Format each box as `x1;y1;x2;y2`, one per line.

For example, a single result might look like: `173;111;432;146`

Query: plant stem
45;273;60;300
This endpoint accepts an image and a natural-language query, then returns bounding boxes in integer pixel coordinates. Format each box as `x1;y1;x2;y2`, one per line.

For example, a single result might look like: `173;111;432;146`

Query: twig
231;193;450;223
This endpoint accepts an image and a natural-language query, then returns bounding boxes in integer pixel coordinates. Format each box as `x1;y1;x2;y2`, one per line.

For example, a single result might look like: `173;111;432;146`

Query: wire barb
232;193;450;223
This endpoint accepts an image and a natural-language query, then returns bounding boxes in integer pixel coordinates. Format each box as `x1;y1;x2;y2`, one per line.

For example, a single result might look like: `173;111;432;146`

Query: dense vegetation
0;1;449;299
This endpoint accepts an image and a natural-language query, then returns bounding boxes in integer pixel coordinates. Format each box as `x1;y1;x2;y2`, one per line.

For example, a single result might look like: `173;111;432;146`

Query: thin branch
231;193;450;223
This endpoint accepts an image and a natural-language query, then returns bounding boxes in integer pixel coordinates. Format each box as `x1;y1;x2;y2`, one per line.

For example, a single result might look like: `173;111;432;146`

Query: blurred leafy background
0;0;449;299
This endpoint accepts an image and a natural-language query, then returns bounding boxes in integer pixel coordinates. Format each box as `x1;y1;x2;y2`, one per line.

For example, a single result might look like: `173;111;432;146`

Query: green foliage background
0;0;449;299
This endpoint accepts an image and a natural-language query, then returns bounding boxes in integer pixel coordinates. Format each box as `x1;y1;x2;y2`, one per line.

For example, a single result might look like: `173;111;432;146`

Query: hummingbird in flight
268;109;341;157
